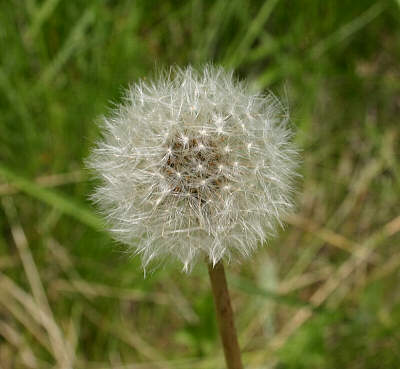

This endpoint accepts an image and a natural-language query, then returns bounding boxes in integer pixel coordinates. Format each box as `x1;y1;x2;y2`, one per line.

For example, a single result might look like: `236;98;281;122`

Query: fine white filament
88;65;299;272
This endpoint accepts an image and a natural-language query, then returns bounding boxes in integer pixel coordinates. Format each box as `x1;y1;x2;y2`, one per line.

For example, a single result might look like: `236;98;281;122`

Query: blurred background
0;0;399;368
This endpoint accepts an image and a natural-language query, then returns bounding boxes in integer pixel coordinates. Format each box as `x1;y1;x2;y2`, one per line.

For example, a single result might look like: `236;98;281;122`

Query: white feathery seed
87;65;299;272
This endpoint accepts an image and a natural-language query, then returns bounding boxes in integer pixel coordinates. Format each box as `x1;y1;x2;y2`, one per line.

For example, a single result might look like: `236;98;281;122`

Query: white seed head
87;65;299;272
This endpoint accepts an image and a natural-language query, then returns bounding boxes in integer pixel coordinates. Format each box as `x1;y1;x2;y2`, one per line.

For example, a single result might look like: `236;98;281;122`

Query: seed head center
161;132;230;198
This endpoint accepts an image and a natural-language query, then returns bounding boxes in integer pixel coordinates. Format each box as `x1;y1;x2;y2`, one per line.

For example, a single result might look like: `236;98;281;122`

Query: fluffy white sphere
88;65;299;271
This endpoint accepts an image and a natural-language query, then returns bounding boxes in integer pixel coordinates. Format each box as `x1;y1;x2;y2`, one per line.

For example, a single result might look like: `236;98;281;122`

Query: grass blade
0;165;104;232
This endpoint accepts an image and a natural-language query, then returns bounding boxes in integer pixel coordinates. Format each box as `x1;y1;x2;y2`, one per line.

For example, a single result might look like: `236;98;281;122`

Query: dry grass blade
64;305;82;368
0;165;103;231
47;238;169;305
0;289;52;353
47;237;198;322
0;220;72;369
269;214;400;351
383;215;400;236
2;197;52;313
49;278;169;304
164;277;199;323
359;248;400;285
329;159;384;229
76;357;219;369
82;304;170;368
0;320;39;368
284;159;385;282
0;170;85;196
0;273;73;368
278;265;333;294
0;255;18;270
287;213;369;256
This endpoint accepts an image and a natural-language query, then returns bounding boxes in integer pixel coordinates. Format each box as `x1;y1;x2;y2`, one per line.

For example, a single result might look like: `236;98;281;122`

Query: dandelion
87;65;299;369
88;65;298;270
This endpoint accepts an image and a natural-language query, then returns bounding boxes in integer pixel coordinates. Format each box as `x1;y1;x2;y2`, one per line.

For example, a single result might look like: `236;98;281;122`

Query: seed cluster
161;130;231;199
88;65;299;271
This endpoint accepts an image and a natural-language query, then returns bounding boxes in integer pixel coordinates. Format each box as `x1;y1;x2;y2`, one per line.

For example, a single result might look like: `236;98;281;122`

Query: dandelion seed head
87;65;299;272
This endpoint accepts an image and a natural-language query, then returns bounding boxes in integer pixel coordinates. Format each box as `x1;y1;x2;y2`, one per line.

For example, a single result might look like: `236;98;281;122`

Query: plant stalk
208;261;243;369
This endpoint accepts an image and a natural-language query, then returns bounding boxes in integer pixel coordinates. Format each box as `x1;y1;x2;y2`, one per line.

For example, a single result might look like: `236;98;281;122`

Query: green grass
1;0;399;368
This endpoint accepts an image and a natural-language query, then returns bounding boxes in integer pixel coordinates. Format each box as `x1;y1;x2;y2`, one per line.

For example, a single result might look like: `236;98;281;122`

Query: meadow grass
0;0;399;368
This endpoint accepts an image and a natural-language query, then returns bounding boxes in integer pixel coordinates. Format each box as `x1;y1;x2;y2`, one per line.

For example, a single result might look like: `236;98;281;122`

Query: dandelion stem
208;261;243;369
